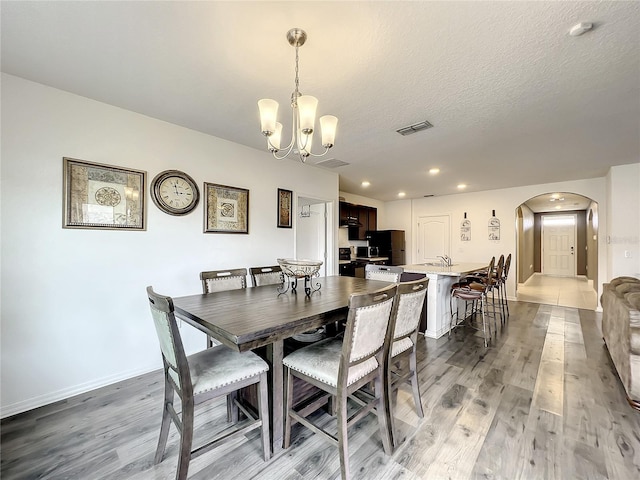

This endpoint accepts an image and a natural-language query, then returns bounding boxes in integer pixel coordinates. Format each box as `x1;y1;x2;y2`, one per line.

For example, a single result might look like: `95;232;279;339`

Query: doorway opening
515;192;599;309
295;195;334;277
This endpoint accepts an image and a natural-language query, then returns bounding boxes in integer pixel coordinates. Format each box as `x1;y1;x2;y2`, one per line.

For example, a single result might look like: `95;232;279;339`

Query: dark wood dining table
172;275;391;453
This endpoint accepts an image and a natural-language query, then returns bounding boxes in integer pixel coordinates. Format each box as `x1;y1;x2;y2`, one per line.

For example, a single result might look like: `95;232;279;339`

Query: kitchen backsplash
338;228;368;250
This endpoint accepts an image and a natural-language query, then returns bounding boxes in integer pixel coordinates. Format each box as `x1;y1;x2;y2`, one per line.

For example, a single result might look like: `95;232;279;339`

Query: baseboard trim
0;363;160;419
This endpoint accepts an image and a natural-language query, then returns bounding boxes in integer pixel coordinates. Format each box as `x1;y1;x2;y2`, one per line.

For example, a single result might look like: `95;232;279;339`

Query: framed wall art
204;182;249;234
277;188;293;228
488;210;501;241
62;157;146;230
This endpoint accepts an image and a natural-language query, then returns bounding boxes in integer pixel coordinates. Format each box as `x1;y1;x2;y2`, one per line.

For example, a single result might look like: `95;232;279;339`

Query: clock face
151;170;199;215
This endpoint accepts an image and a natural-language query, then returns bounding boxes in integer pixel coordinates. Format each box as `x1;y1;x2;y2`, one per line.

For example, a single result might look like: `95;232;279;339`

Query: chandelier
258;28;338;162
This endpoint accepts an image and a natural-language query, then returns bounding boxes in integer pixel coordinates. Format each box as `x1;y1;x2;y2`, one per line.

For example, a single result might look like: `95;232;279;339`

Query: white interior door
542;215;576;276
417;215;450;263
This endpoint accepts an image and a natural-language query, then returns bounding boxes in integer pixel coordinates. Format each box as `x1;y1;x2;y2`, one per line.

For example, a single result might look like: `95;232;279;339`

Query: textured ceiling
2;1;639;202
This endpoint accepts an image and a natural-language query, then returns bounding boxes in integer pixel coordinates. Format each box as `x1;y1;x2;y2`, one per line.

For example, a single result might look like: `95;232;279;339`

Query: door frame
541;213;577;276
294;193;335;276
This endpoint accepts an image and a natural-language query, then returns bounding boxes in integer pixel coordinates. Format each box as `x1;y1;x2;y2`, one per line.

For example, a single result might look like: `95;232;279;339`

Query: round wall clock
150;170;200;216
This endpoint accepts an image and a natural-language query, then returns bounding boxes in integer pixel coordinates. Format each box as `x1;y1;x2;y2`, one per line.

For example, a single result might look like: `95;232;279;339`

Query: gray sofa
601;276;640;410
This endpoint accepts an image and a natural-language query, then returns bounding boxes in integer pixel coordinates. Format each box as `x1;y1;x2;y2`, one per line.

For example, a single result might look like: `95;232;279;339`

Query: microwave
356;246;379;258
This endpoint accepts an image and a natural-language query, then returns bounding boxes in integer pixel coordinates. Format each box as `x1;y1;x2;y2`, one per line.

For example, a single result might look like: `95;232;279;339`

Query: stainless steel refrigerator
366;230;406;266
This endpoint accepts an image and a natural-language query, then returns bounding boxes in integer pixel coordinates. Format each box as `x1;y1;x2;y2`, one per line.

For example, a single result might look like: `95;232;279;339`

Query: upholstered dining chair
283;284;398;480
146;287;270;480
365;264;404;283
388;277;428;446
200;268;247;347
249;265;283;287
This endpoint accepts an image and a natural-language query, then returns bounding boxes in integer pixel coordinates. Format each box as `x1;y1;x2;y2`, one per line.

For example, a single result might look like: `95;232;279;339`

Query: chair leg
257;372;271;461
374;371;394;456
176;398;194;480
504;281;510;318
154;378;173;464
409;348;424;418
283;366;294;449
336;389;351;480
387;362;399;448
226;392;238;423
480;296;489;347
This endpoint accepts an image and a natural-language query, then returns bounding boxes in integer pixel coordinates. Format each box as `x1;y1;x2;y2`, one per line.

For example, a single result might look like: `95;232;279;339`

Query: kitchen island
400;262;488;338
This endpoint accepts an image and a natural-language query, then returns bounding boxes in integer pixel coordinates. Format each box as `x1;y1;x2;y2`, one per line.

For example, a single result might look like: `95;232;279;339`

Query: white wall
0;74;339;417
606;163;640;279
346;178;611;303
408;179;608;301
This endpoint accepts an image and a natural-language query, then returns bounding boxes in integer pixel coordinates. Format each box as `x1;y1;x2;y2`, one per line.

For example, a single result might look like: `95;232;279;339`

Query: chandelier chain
294;44;300;101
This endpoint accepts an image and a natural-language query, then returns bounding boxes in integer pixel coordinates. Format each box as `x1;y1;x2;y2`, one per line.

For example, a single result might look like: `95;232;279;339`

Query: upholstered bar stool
365;264;404;283
388;277;428;447
146;287;270;480
249;265;283;287
200;268;248;348
283;284;398;480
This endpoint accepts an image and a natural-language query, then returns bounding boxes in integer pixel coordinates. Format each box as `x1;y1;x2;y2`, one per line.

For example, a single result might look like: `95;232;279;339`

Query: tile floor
516;273;598;310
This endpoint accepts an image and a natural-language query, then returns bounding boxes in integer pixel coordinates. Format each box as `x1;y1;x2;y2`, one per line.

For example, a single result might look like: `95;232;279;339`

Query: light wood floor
517;274;599;310
2;301;639;479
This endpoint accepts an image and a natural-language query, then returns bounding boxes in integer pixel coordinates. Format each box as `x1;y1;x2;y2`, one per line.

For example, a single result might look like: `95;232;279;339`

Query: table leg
266;340;284;453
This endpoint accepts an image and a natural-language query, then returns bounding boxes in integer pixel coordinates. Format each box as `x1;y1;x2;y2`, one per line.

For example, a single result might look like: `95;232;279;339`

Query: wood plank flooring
2;301;640;479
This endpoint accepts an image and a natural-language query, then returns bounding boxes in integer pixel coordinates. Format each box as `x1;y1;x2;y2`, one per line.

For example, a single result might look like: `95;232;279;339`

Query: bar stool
449;257;496;347
200;268;248;348
146;287;270;480
283;284;398;479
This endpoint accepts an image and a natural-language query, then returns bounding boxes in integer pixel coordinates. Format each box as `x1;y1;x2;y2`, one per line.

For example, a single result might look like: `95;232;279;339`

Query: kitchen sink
423;262;458;266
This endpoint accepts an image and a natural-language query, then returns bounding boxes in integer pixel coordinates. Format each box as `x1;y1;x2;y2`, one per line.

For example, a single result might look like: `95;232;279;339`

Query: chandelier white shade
258;28;337;162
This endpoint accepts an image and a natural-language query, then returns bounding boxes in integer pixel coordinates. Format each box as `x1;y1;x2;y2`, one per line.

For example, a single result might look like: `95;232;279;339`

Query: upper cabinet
340;201;377;240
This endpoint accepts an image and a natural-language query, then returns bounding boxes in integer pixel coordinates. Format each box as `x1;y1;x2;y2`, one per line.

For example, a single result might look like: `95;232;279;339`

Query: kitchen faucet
437;255;452;267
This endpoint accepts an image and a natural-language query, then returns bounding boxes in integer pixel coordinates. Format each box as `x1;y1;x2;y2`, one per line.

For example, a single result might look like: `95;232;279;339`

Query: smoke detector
569;22;593;36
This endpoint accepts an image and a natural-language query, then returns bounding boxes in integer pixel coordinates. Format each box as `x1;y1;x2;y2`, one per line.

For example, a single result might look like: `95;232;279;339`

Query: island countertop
401;262;488;277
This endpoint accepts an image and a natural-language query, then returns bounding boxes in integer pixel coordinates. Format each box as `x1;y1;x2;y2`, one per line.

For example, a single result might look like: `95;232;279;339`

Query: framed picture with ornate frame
62;157;146;230
204;182;249;234
277;188;293;228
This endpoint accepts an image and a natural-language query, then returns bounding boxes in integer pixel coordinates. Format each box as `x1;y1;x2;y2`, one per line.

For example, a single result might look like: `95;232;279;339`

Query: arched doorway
515;192;599;309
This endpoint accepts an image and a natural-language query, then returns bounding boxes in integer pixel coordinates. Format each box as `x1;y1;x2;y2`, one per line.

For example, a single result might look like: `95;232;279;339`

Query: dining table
172;275;392;453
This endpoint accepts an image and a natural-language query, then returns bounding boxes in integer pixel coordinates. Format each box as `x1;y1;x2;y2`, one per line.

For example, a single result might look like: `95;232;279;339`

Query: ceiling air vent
313;158;350;168
396;120;434;136
424;194;434;198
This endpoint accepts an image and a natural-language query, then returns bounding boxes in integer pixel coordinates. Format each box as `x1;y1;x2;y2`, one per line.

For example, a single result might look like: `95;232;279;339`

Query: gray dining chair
200;268;248;348
283;283;398;480
365;264;404;283
249;265;283;287
388;277;428;446
146;286;270;480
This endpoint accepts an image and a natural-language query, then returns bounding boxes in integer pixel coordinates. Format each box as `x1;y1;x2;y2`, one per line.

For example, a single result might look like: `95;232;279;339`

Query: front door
417;215;450;263
542;215;576;276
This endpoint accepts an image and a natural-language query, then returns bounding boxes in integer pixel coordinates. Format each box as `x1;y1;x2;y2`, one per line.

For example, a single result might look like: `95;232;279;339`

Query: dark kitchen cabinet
340;201;377;240
339;262;355;277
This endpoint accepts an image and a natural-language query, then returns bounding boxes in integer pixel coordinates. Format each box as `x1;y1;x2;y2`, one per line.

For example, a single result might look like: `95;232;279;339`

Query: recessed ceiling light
429;168;440;175
555;205;562;210
457;184;467;190
398;192;406;198
361;181;370;187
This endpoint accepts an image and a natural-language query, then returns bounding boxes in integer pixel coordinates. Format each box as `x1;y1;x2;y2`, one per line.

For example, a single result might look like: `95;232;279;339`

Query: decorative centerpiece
277;258;323;297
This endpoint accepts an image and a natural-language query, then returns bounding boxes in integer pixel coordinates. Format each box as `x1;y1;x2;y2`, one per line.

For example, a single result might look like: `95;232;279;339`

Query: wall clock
150;170;200;216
